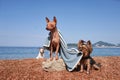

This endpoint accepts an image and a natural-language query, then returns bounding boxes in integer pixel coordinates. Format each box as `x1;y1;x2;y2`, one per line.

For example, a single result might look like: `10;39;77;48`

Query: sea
0;46;120;60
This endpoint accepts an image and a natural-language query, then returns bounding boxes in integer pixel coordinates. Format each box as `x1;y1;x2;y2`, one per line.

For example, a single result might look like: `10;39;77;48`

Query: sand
0;56;120;80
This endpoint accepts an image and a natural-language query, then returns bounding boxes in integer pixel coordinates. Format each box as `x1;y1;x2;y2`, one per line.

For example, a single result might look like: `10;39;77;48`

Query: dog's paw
55;56;59;60
50;57;53;61
87;71;90;74
80;70;83;73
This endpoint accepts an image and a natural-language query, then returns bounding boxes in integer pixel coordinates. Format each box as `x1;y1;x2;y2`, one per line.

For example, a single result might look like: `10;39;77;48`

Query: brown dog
78;40;92;74
78;40;100;74
45;16;60;61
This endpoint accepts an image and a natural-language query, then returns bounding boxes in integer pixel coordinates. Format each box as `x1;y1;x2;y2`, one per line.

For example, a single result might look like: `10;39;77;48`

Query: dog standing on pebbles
45;16;60;61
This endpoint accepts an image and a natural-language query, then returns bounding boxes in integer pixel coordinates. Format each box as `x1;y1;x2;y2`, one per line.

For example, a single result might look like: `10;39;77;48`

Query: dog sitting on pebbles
78;40;101;74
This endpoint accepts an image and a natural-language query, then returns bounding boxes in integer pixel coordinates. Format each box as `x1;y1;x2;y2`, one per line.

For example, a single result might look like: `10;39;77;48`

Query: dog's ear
87;40;92;45
78;40;81;50
53;16;57;24
78;40;84;50
46;17;49;23
87;40;93;53
80;40;84;44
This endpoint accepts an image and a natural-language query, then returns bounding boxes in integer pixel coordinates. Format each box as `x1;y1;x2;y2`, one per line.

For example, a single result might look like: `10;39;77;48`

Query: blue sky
0;0;120;47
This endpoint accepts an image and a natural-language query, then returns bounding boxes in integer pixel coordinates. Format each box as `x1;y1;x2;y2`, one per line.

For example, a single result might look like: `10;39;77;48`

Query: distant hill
117;44;120;47
67;43;77;48
67;43;77;47
93;41;120;48
67;41;120;48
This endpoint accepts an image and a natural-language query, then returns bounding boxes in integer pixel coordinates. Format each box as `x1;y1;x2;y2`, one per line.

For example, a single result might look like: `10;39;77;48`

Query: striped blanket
43;31;83;71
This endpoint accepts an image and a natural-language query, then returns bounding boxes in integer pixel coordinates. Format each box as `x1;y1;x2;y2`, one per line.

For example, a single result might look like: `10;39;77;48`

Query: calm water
0;47;120;60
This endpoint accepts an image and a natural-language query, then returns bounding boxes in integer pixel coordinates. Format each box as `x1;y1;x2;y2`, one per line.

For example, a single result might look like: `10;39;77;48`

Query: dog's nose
46;27;48;30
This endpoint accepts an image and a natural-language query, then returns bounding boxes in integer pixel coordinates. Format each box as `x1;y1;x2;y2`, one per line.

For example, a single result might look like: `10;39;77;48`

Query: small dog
36;48;44;59
78;40;100;74
78;40;92;74
45;16;60;61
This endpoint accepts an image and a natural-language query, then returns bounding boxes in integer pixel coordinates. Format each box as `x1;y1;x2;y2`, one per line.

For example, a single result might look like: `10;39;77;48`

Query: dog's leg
89;56;101;70
80;61;84;73
50;45;53;61
93;64;101;70
55;44;59;60
86;59;91;74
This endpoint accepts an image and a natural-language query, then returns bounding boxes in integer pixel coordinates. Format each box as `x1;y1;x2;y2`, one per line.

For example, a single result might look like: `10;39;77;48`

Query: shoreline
0;56;120;60
1;46;120;48
0;56;120;80
93;47;120;48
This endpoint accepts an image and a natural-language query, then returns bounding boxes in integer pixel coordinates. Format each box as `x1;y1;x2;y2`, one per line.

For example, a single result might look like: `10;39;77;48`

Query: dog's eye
79;45;83;48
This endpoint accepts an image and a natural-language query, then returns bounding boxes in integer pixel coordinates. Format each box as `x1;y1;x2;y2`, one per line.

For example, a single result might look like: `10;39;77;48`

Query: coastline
0;56;120;80
93;47;120;48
